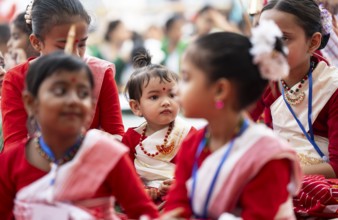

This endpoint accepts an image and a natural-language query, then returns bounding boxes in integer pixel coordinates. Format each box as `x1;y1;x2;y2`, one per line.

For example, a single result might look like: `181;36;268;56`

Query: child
163;26;302;218
252;0;338;178
1;0;124;150
0;52;158;220
122;49;195;202
250;0;338;216
5;12;39;70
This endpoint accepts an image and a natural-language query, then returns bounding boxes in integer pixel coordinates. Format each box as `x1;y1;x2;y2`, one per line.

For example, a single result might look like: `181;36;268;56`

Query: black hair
196;5;214;17
13;12;32;36
104;20;122;42
124;48;179;102
0;24;10;44
262;0;328;49
26;52;94;97
29;0;91;40
187;32;268;110
165;14;184;33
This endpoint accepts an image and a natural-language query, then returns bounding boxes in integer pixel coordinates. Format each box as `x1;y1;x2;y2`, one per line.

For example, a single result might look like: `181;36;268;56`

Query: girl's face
7;24;29;54
260;10;313;74
34;20;89;57
133;77;180;129
179;54;215;118
33;69;93;137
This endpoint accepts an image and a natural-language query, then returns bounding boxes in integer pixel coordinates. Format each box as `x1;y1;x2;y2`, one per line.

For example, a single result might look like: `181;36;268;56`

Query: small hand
146;187;159;200
160;207;184;220
159;179;174;196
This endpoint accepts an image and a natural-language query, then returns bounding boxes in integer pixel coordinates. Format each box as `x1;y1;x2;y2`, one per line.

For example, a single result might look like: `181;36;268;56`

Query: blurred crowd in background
0;0;258;92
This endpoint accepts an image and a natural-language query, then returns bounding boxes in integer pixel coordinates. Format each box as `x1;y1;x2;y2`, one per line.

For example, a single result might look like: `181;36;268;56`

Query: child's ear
129;99;143;117
214;78;231;100
29;34;42;52
22;90;37;117
308;32;322;54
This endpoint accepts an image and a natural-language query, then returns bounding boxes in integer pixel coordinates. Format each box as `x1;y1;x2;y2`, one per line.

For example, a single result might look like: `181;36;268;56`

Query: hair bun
132;48;152;68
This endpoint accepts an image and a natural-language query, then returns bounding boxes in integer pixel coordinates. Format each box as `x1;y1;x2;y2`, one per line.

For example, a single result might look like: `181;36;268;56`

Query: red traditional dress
250;57;338;216
0;129;158;220
1;56;124;151
165;122;302;219
122;118;195;189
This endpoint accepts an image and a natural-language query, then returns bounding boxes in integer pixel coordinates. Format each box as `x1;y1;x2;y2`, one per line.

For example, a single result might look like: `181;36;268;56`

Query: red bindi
71;77;77;83
163;87;166;91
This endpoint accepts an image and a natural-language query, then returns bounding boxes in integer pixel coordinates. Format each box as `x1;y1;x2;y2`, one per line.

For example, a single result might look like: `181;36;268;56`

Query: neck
146;122;172;136
207;111;243;152
283;60;311;87
40;131;81;160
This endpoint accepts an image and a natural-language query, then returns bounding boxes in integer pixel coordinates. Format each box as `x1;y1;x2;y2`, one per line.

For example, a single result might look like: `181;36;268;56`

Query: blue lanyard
281;64;328;162
190;119;249;218
39;136;82;164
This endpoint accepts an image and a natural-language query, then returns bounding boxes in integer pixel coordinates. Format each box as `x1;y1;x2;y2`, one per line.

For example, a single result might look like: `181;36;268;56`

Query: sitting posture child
251;0;338;216
163;23;302;219
122;49;195;202
0;52;158;220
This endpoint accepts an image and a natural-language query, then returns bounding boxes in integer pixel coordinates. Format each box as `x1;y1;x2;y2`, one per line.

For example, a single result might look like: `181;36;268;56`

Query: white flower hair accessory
319;4;333;35
24;0;34;25
250;20;290;81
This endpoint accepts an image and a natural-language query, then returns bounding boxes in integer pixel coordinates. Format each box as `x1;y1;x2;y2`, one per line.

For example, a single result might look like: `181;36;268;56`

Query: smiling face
32;69;93;138
31;20;89;57
130;77;180;130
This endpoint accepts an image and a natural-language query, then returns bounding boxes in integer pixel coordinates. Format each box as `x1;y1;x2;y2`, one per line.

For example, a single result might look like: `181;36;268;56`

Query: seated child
163;21;302;219
0;52;158;220
122;49;195;202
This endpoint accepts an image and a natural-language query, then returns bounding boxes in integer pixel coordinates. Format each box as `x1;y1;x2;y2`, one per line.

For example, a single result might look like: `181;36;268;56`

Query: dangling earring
215;100;224;110
27;115;39;137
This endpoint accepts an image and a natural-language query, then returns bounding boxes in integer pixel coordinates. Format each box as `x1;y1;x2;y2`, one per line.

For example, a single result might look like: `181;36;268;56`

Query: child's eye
78;88;90;99
169;93;175;98
281;36;289;43
52;86;66;96
149;95;158;100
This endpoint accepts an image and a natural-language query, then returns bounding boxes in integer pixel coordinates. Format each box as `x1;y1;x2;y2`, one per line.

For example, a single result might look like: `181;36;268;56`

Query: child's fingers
160;207;184;220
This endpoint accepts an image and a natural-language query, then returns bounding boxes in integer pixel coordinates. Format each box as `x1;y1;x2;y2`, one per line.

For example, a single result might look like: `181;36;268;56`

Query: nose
161;97;170;107
67;91;81;105
7;39;12;48
72;46;80;57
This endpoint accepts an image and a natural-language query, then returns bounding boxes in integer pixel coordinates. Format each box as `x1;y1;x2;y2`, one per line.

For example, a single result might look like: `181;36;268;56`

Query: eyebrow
55;36;88;44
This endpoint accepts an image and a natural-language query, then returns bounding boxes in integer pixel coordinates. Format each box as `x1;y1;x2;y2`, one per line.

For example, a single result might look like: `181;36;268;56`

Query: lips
61;112;82;119
160;109;172;114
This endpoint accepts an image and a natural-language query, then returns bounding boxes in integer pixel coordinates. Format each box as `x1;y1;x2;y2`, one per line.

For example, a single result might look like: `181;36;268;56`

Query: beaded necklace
139;122;174;157
281;62;314;105
35;136;83;165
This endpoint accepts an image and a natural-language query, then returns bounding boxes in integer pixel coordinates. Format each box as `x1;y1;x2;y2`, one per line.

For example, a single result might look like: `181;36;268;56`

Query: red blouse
164;128;291;219
0;140;159;220
1;57;124;151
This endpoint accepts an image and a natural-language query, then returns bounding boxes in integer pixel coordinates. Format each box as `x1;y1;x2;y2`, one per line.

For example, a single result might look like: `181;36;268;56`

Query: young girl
250;0;338;216
1;0;124;150
252;0;338;178
122;49;195;202
0;52;158;219
163;27;302;218
5;12;39;70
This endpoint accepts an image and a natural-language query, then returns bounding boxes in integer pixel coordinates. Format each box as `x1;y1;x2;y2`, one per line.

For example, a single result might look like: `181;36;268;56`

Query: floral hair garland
250;20;290;81
24;0;34;25
319;4;333;35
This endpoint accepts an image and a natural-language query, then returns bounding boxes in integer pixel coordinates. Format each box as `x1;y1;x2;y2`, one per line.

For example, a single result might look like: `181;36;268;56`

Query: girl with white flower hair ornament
250;0;338;217
161;20;302;219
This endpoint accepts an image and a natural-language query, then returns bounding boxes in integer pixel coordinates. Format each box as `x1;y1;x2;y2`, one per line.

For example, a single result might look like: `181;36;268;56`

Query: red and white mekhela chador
165;123;302;219
13;129;154;220
133;118;192;189
271;61;338;166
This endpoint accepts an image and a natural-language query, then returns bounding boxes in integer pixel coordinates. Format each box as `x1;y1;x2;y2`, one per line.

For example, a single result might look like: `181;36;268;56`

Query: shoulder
180;127;205;153
4;60;30;83
0;141;26;173
83;55;115;76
